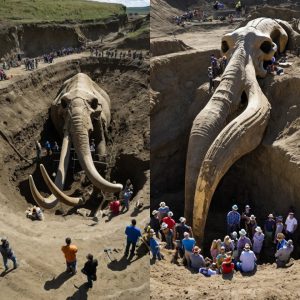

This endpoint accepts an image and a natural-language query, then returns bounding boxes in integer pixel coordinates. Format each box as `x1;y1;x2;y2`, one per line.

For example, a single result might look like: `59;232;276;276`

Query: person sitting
276;232;287;250
26;206;44;221
199;261;217;277
210;239;219;262
237;243;257;273
109;198;121;215
216;245;227;269
221;256;234;274
190;246;205;271
275;239;294;268
222;235;234;253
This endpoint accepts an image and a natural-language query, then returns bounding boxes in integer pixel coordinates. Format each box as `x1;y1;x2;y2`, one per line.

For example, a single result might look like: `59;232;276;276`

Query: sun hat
255;226;262;233
168;211;173;217
239;229;247;236
179;217;186;223
232;204;238;211
161;222;168;230
268;213;274;218
150;229;155;234
152;210;158;216
183;232;189;237
244;243;251;250
289;212;295;215
193;246;201;253
220;245;225;250
287;240;293;245
250;215;256;221
231;231;238;238
245;205;250;209
159;202;166;207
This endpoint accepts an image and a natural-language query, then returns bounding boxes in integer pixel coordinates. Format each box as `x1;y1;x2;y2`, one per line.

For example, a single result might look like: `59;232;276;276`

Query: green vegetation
126;6;150;15
128;23;149;39
0;0;125;24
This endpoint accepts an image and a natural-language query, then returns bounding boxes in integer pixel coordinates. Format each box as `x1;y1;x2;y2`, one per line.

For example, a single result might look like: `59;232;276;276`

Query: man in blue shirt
182;232;196;267
124;219;142;259
227;204;241;234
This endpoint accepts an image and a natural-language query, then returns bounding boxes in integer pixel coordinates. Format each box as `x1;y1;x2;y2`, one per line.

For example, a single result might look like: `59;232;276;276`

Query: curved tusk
40;164;84;206
29;133;71;208
192;61;270;243
29;175;58;209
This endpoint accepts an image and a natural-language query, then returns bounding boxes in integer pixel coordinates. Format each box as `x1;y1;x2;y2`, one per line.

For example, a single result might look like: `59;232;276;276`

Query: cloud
91;0;149;7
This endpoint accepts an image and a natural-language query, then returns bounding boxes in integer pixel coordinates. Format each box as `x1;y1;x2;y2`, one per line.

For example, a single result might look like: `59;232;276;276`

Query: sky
91;0;150;7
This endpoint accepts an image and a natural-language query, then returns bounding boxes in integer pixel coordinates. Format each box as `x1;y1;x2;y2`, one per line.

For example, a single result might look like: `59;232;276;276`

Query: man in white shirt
238;243;257;273
285;212;298;241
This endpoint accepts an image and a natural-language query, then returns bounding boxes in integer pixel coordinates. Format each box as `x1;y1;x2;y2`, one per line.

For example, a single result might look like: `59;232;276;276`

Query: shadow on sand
66;283;89;300
44;271;73;290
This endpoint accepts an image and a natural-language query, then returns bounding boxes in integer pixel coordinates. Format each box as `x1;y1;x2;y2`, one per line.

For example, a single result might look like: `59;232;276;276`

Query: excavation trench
151;49;300;260
0;56;149;215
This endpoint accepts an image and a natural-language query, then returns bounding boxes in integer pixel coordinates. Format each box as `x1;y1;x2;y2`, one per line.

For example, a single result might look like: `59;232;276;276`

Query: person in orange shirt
61;237;78;275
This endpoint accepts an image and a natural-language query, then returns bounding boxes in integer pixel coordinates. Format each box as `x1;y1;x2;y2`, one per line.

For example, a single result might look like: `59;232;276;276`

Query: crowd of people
149;202;297;277
208;53;227;93
90;48;147;61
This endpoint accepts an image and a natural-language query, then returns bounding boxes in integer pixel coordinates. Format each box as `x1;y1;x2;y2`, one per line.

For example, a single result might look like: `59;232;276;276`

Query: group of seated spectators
149;202;297;277
90;48;146;61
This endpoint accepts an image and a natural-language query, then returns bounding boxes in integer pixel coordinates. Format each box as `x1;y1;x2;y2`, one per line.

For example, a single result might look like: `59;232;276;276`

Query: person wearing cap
221;256;234;274
173;217;193;260
182;232;196;267
61;237;78;275
150;210;160;238
161;222;174;250
162;211;176;231
0;237;18;271
285;212;298;241
246;215;257;240
227;205;241;234
253;226;264;258
125;219;142;258
149;230;163;261
81;254;98;288
190;246;205;271
158;202;169;222
274;216;284;244
216;246;227;269
264;214;276;247
241;205;251;229
276;232;287;250
237;243;257;273
275;239;294;268
237;229;252;256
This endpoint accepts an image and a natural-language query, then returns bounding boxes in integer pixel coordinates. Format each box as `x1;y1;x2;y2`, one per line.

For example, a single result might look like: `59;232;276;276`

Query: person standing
227;205;241;234
285;212;298;241
81;254;98;288
264;214;276;247
150;210;160;238
237;229;252;256
0;237;18;271
252;226;264;258
162;211;176;231
158;202;169;221
35;141;42;161
241;205;251;230
124;219;142;258
208;67;214;93
149;229;163;261
61;237;78;275
182;232;196;267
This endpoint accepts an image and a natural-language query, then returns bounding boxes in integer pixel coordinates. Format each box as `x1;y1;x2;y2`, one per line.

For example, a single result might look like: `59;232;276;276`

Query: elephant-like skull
185;18;298;242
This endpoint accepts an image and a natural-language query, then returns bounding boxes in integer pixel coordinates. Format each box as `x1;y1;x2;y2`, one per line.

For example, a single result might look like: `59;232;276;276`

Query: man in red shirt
109;199;121;215
162;211;176;230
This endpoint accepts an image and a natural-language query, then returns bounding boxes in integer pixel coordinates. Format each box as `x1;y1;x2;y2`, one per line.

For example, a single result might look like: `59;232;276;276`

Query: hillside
127;6;150;15
0;0;125;24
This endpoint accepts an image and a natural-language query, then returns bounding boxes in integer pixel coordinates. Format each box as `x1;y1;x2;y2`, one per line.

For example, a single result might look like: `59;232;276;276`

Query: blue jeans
66;260;77;274
3;255;17;269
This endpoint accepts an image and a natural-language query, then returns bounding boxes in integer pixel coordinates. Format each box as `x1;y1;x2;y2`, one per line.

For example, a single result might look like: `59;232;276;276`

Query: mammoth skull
185;18;298;242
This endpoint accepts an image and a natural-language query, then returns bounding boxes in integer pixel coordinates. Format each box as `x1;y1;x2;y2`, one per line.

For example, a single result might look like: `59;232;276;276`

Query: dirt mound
150;39;192;56
0;57;149;299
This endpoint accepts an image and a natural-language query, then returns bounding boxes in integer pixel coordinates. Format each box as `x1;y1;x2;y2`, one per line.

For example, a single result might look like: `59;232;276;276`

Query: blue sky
91;0;150;7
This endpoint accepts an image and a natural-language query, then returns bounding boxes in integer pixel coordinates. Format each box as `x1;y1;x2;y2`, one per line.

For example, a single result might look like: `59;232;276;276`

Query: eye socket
91;98;98;110
221;41;229;53
260;41;273;54
61;98;68;109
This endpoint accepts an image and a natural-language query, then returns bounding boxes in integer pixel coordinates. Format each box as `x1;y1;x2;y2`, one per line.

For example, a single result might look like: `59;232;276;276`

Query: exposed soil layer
0;56;150;299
